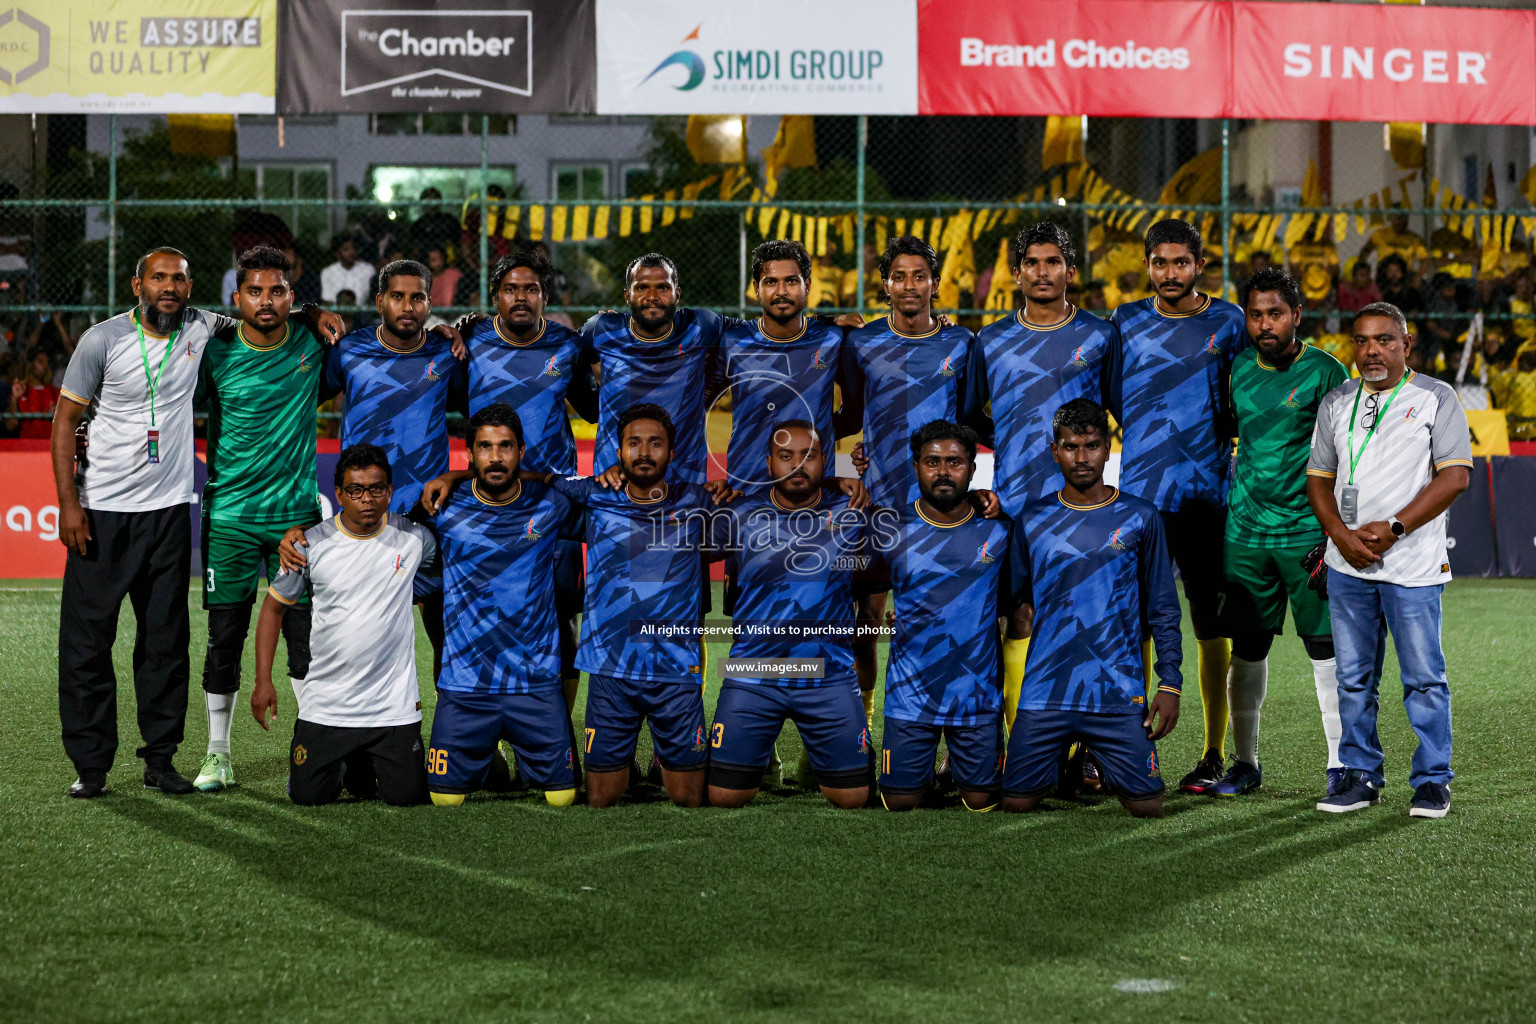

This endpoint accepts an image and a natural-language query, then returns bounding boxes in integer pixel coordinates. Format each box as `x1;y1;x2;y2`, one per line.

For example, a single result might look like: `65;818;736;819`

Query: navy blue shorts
1003;709;1164;799
427;688;577;794
709;681;870;790
584;673;707;772
880;715;1003;795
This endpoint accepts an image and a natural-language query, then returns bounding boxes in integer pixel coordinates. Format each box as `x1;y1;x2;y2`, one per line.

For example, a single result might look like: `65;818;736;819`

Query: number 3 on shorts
711;722;724;749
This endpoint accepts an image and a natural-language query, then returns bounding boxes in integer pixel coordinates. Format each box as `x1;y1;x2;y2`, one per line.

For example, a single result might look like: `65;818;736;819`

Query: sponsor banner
1493;456;1536;578
595;0;917;115
1233;1;1536;126
917;0;1230;118
0;1;276;113
278;0;594;114
1446;458;1496;579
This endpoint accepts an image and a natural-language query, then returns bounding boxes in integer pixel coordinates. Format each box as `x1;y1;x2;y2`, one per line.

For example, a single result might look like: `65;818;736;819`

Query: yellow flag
762;115;816;196
983;237;1014;325
571;206;589;242
1388;123;1424;170
620;205;634;238
1042;116;1085;169
499;205;522;240
527;206;545;242
840;216;854;254
661;189;677;228
1159;147;1223;207
776;209;791;239
816;217;829;257
685;115;747;165
551;206;568;242
167;114;236;158
639;196;654;234
592;206;610;240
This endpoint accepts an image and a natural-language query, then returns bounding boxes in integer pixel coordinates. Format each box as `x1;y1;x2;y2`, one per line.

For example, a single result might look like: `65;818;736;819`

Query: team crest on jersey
974;541;996;564
1404;405;1420;420
1108;527;1128;551
296;352;314;373
693;725;706;752
858;728;869;754
1281;386;1302;409
1068;344;1089;370
822;510;839;533
1147;750;1160;776
523;517;543;541
936;355;958;377
391;553;407;575
422;359;442;381
811;347;828;370
1204;334;1220;355
293;744;308;766
543;354;561;377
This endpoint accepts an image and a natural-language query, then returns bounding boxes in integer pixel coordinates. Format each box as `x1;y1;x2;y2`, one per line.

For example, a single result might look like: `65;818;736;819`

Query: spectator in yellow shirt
1359;209;1429;281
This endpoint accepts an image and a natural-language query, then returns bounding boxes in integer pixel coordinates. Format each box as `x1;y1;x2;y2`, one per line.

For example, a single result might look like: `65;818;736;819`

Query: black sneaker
1409;782;1450;819
69;771;108;799
1081;749;1104;794
1325;767;1348;797
1316;769;1380;812
1178;751;1226;794
143;764;195;795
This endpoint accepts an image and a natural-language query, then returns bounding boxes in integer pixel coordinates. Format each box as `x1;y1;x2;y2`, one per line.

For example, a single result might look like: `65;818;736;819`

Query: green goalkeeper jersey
200;320;326;524
1226;341;1348;548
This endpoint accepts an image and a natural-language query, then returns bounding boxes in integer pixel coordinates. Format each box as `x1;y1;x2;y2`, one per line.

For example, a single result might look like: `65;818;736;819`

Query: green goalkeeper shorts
201;516;320;609
1218;538;1330;638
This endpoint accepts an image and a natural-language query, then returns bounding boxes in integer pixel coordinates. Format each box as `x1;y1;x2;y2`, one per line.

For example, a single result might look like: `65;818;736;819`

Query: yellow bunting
776;209;791;239
551;206;568;242
526;205;544;242
661;189;677;227
592;206;610;240
619;204;634;237
816;217;829;257
571;206;589;242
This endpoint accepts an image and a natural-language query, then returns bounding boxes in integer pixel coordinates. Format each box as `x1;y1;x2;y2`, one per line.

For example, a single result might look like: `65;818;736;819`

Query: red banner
1233;2;1536;126
917;0;1232;118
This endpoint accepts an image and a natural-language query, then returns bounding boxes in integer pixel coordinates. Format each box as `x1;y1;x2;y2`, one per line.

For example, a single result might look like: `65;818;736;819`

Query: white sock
1311;657;1344;769
1227;656;1268;767
205;691;234;755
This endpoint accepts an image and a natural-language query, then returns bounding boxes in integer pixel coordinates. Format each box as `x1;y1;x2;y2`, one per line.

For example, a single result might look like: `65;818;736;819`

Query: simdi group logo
640;21;894;94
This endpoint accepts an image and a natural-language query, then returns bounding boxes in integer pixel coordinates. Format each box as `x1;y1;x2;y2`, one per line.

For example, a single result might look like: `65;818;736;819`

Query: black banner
278;0;594;114
1446;458;1497;579
1492;456;1536;578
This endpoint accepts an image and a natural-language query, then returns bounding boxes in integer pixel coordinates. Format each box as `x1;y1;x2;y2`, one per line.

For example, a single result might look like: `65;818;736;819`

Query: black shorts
1160;502;1226;639
289;718;429;807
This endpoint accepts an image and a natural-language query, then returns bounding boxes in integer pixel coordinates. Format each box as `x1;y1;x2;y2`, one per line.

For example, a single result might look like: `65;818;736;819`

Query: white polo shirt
1307;371;1473;586
269;514;439;728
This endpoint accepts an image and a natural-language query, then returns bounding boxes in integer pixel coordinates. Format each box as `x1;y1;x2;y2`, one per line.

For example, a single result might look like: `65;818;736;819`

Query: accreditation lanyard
1344;372;1409;486
136;315;182;464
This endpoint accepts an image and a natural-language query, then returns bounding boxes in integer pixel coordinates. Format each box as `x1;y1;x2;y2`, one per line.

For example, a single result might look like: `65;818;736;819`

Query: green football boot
194;751;235;792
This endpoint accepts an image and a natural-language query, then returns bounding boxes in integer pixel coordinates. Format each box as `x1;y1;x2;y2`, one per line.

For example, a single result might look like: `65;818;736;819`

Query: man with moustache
421;403;582;808
193;245;331;792
1210;268;1348;798
704;421;872;810
52;247;344;799
1308;303;1471;819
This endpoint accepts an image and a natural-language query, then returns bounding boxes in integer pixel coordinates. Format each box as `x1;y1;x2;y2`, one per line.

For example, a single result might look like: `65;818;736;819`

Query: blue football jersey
710;487;867;688
869;502;1020;726
433;480;578;694
1110;295;1246;511
580;308;725;486
967;307;1120;515
465;316;587;476
841;317;973;509
552;476;710;684
327;326;463;514
1014;488;1183;713
714;316;843;492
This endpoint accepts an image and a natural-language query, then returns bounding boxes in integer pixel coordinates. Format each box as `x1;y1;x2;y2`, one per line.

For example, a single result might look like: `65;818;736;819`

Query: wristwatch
1388;516;1406;537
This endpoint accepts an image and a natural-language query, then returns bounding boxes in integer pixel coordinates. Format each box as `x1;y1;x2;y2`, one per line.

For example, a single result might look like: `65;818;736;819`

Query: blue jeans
1327;569;1453;789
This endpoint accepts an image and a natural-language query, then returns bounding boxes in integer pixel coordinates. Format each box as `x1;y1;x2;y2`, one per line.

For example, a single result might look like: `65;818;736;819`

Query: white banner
595;0;917;114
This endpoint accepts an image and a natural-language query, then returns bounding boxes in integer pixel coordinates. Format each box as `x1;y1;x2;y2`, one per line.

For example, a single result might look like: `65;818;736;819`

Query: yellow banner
0;2;277;113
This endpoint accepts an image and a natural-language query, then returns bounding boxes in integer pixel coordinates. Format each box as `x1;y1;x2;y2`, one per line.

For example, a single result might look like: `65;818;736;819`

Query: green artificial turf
1;579;1532;1023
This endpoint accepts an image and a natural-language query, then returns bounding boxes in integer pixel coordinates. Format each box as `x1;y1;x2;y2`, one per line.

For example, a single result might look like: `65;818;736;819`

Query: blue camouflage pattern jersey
714;316;843;492
840;317;973;509
433;480;579;694
465;316;587;476
326;326;464;514
867;503;1021;726
1015;489;1182;713
552;477;710;683
709;487;867;688
967;307;1120;515
580;308;725;486
1110;295;1246;511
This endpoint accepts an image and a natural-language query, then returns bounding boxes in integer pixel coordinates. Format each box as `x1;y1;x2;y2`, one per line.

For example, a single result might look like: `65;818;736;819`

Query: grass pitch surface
1;579;1532;1023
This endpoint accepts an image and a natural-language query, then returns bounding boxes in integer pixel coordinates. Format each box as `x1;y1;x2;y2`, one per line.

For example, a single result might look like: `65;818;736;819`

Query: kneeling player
706;421;871;809
1002;400;1183;818
252;445;435;807
871;421;1023;811
425;403;582;807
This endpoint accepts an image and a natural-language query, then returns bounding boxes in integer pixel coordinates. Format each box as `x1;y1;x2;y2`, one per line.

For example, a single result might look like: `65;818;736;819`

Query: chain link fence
3;113;1536;437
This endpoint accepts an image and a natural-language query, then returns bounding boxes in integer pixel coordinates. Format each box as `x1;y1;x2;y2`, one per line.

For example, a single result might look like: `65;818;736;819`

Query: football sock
1198;637;1232;758
430;792;466;806
1141;638;1155;687
1311;657;1344;768
205;691;234;756
1002;637;1029;732
1226;656;1268;766
861;687;875;725
544;787;577;807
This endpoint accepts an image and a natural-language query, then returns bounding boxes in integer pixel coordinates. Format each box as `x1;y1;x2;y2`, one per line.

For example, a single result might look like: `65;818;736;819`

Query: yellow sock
1142;638;1155;688
1002;637;1029;732
430;792;465;807
1198;637;1232;759
861;688;875;724
544;787;577;807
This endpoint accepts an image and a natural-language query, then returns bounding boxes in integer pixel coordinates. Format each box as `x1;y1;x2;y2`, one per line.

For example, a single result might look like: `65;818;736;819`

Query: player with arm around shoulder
1001;399;1184;818
252;446;436;807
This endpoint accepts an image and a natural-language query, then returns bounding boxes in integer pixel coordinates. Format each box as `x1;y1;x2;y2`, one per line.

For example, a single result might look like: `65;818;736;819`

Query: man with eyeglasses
251;445;439;807
1307;302;1471;819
